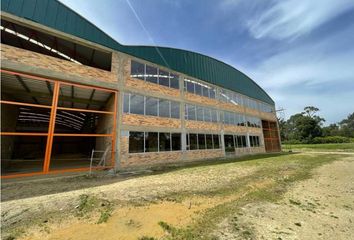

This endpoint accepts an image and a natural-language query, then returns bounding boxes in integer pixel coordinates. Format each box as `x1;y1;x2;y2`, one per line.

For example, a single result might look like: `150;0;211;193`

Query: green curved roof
1;0;274;105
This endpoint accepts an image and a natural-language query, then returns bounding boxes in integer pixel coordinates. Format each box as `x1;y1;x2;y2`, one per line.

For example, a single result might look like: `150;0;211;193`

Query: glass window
211;109;218;122
219;111;224;123
236;135;242;148
224;112;230;124
196;106;204;121
186;81;195;93
206;134;213;149
247;117;251;127
159;132;171;151
187;104;196;120
130;94;144;115
224;134;234;152
145;96;158;116
229;113;235;125
213;135;220;149
202;87;209;97
170;73;179;89
171;133;181;151
189;133;198;150
159;100;170;118
204;108;211;122
158;69;170;87
240;115;245;126
170;101;180;119
123;93;129;113
250;136;255;147
145;65;158;84
129;131;144;153
145;132;158;152
195;84;202;96
198;134;206;149
210;89;216;99
130;61;145;80
242;136;247;147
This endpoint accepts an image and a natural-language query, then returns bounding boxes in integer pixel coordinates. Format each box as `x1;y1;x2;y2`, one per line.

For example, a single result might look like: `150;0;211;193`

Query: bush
311;136;350;144
282;139;302;145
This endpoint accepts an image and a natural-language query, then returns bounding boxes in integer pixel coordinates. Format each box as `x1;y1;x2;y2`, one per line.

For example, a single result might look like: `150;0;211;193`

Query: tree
302;106;320;118
277;117;288;141
322;123;340;137
282;106;325;143
339;113;354;137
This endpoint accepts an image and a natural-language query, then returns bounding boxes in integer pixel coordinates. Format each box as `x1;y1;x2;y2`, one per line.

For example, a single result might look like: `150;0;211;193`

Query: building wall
1;17;280;174
1;44;119;88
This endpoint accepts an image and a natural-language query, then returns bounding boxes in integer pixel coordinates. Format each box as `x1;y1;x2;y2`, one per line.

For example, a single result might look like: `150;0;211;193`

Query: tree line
278;106;354;144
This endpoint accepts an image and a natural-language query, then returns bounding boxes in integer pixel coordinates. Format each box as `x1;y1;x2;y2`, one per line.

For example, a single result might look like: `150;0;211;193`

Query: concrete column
246;132;251;148
180;75;187;154
220;130;225;156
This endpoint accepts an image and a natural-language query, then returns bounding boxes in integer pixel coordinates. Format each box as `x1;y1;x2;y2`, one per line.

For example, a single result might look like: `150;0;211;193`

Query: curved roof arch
1;0;274;105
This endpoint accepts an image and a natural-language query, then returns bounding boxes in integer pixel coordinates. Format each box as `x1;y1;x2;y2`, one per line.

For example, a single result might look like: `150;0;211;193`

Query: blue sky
59;0;354;125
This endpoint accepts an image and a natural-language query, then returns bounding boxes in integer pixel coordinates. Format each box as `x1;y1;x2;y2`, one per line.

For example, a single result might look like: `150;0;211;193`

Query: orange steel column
111;91;118;168
43;81;60;173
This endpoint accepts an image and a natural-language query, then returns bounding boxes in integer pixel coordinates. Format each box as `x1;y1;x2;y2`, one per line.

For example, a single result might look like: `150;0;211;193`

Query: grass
282;142;354;152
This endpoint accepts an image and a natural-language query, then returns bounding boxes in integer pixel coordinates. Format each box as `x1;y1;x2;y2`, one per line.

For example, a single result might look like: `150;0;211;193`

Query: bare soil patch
219;156;354;239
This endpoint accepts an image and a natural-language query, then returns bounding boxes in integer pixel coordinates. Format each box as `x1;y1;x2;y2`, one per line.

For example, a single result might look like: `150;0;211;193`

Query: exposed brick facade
1;26;277;172
1;44;118;84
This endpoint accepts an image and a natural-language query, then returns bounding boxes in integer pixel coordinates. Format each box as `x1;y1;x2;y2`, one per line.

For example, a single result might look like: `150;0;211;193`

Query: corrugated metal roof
1;0;274;105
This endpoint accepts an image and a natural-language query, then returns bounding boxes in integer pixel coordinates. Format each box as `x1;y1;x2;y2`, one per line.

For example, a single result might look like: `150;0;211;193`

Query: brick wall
1;44;118;83
223;125;248;134
119;136;225;169
185;120;221;132
125;78;180;98
185;92;218;106
122;114;181;129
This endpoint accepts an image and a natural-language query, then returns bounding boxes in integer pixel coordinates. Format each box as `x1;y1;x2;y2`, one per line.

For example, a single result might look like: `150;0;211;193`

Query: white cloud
243;25;354;89
236;26;354;123
247;0;354;40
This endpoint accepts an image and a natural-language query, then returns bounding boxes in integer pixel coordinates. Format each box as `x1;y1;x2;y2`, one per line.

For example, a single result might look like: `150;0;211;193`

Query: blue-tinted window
170;73;179;89
123;93;129;113
159;100;170;118
187;104;196;120
130;94;144;115
145;97;158;116
158;69;169;87
170;101;180;119
130;61;145;80
146;65;158;84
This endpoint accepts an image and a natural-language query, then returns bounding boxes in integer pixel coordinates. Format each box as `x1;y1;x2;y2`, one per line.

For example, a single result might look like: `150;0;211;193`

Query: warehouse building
0;0;281;178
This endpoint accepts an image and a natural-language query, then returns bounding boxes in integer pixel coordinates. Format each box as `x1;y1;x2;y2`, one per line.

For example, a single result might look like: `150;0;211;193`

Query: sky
59;0;354;125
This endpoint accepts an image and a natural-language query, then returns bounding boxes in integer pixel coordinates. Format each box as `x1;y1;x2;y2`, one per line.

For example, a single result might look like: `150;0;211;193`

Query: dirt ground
216;156;354;240
1;153;353;239
1;160;258;239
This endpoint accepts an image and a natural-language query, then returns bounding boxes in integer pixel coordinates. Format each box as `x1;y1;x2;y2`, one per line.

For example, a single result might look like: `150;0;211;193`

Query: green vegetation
311;136;350;144
279;107;354;143
282;142;354;152
76;194;98;218
75;194;114;224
